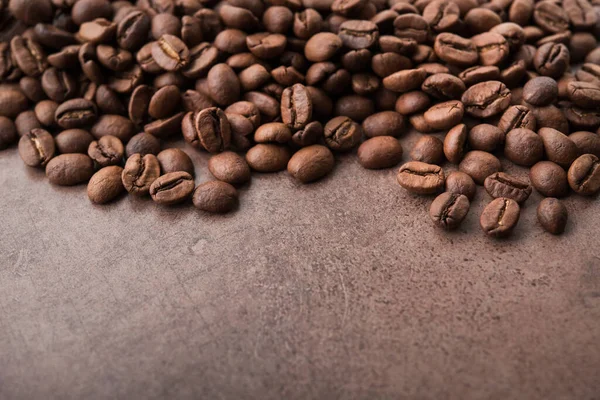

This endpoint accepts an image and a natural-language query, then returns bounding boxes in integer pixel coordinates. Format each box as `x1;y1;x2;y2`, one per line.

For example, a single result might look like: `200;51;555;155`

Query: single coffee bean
533;1;569;33
433;33;478;67
410;135;444;164
87;165;125;204
533;43;569;79
148;85;180;119
461;80;511;118
227;113;255;139
77;18;117;45
88;135;124;168
500;60;527;89
497;105;537;133
287;145;335;182
526;104;569;135
334;95;374;122
468;124;504;152
292;121;323;147
538;127;579;168
567;153;600;195
144;112;184;139
358;136;403;169
422;0;461;32
394;91;430;116
371;52;412;78
149;171;195;205
569;131;600;157
530;161;569;197
246;33;287;59
207;63;240;107
429;192;470;230
537;198;568;235
125;132;161;158
55;98;98;129
121;153;161;196
576;63;600;87
157;148;195;176
509;0;535;26
19;77;45;103
182;90;215;113
192;181;238;213
41;67;76;103
18;128;55;168
90;114;134;142
409;113;436;133
484;172;532;204
383;68;427;93
128;85;153;126
504;128;545;167
458;66;501;87
324;116;362;152
567;81;600;110
9;0;54;26
243;91;280;121
0;117;18;149
464;7;502;34
0;84;29;118
522;76;558;106
15;111;42;137
183;108;231;153
443;123;468;164
281;83;312;130
208;151;251;184
458;150;502;185
46;153;94;186
254;122;292;144
397;161;445;194
10;36;47;77
421;73;465;100
472;32;509;66
245;144;291;172
239;64;271;92
445;171;476;200
219;5;260;31
152;34;189;71
480;197;520;238
423;100;464;130
339;20;379;50
362;111;405;138
489;22;525;52
55;129;94;154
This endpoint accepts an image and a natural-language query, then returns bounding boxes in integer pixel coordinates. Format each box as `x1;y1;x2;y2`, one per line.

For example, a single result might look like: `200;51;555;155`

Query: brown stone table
1;132;599;399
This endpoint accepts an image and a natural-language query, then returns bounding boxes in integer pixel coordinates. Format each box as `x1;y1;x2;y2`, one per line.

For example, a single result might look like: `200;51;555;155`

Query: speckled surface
1;131;599;399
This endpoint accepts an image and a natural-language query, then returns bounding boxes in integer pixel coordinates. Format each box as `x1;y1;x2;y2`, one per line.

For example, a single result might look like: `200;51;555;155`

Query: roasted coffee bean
91;114;134;142
533;43;569;79
182;108;231;153
480;197;520;238
292;121;323;147
182;90;215;113
246;33;287;59
567;81;600;110
34;100;58;127
125;132;161;158
151;13;181;40
342;49;372;72
46;154;95;186
243;91;280;121
207;151;251;185
0;117;18;150
18;129;55;168
96;45;132;72
468;124;504;152
393;14;429;43
429;192;470;230
254;122;292;144
471;32;509;66
148;85;180;120
409;113;436;133
533;1;569;33
87;166;125;204
522;77;558;106
287;145;335;182
537;198;568;235
383;68;427;93
422;0;461;32
88;135;124;168
55;129;94;154
145;112;185;139
461;80;511;118
443;123;468;164
421;73;465;100
504;128;544;167
569;131;600;157
77;18;117;45
47;45;81;70
54;98;97;130
41;67;76;103
324;116;362;152
528;103;569;134
371;52;412;78
410;136;444;164
568;32;596;63
193;181;238;213
93;85;125;116
9;0;54;26
433;33;478;67
10;36;47;77
509;0;534;26
339;20;379;49
458;150;502;185
157;148;195;176
397;161;445;194
423;100;464;131
576;63;600;87
0;84;29;118
445;171;476;200
152;34;189;72
150;171;195;205
458;66;500;87
490;22;525;52
498;105;536;133
530;161;569;197
500;60;527;89
484;172;532;204
19;77;45;103
334;95;374;122
121;153;161;196
207;63;240;107
358;136;403;169
538;127;579;168
395;91;430;115
567;153;600;195
281;84;312;130
464;7;502;34
15;111;42;137
351;73;380;96
245;143;291;172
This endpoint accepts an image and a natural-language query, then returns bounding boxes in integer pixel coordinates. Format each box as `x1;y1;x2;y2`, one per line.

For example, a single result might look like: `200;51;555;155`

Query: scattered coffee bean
87;165;125;204
537;198;568;235
523;77;558;106
429;192;470;230
530;161;570;198
468;124;505;152
480;197;520;238
461;80;511;118
458;150;502;185
538;127;579;168
410;136;444;164
444;123;468;164
121;153;161;196
358;136;403;169
88;135;124;168
288;145;335;183
208;151;251;185
362;111;405;138
567;153;600;195
445;171;476;200
18;128;55;168
324;116;362;152
484;172;532;204
46;153;94;186
504;128;544;167
150;171;195;205
246;144;291;172
55;129;94;154
157;148;195;176
193;181;238;213
397;161;445;195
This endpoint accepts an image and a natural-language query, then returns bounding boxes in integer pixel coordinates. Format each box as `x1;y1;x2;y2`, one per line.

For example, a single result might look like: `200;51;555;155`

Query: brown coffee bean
0;117;18;150
433;33;478;67
55;98;98;129
527;104;569;134
10;36;47;77
461;80;511;118
192;181;238;213
324;116;362;152
91;114;134;142
149;171;195;205
148;85;180;119
287;145;335;182
458;150;502;185
533;43;569;79
397;161;445;194
410;113;436;133
18;128;55;168
182;108;231;153
537;198;568;235
144;112;185;139
523;76;558;106
472;32;509;66
46;153;94;186
480;197;520;238
247;33;287;59
533;1;569;33
254;122;292;144
423;100;464;131
157;148;195;176
569;131;600;157
358;136;403;169
468;124;504;152
0;84;29;118
421;73;465;100
55;129;94;154
15;111;42;137
334;95;374;122
423;0;461;32
567;153;600;195
87;165;125;204
504;128;544;167
484;172;532;204
207;63;240;106
429;192;470;230
292;121;323;147
445;171;476;200
498;105;537;133
530;161;569;197
125;132;161;158
443;123;468;164
88;135;124;168
246;144;291;172
371;52;412;78
281;84;312;130
121;153;161;196
567;81;600;110
152;34;189;71
410;136;444;164
208;151;251;184
538;127;579;168
383;68;427;93
339;20;379;49
395;91;431;115
458;66;501;86
362;111;405;137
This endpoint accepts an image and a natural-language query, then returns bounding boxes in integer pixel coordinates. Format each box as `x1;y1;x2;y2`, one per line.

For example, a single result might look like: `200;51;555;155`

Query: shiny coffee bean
537;198;568;235
121;153;161;196
150;171;195;205
208;151;251;184
87;166;125;204
157;148;195;176
480;198;520;238
55;129;94;154
410;136;444;164
484;172;532;204
18;128;55;168
530;161;570;198
397;161;445;194
287;145;335;182
567;154;600;195
445;171;476;200
504;128;544;167
193;181;238;213
458;150;502;185
358;136;403;169
429;192;470;230
46;154;95;186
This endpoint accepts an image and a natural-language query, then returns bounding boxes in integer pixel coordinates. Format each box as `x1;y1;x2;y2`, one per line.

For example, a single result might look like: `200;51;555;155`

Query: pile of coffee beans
0;0;599;237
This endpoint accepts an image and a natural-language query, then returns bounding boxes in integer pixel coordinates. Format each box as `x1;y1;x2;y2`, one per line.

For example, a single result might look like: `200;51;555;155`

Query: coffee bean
443;123;468;164
292;121;323;147
182;108;231;153
55;129;94;154
383;68;427;93
0;117;18;150
15;111;42;137
121;153;161;196
254;122;292;144
18;128;55;168
423;0;461;32
421;73;465;100
126;132;161;158
192;181;238;213
239;64;271;92
410;136;443;164
434;33;478;67
90;114;134;142
351;73;380;96
55;98;98;129
567;153;600;195
464;7;502;34
88;135;124;168
246;144;291;172
358;136;403;169
504;128;545;167
287;145;335;182
530;161;570;197
371;52;412;78
458;66;501;87
207;63;240;106
534;43;569;79
208;151;251;184
150;171;195;205
9;0;54;26
498;105;537;133
429;192;470;230
397;161;445;194
445;171;476;200
537;198;568;235
393;14;429;43
468;124;504;152
472;32;509;66
490;22;525;52
538;127;580;168
152;34;189;71
324;116;362;152
424;100;464;131
247;33;287;59
361;111;404;138
484;172;532;204
46;154;95;186
394;91;431;115
458;150;502;185
461;80;511;118
567;81;600;110
523;77;558;106
480;197;520;238
10;36;47;77
339;20;379;50
0;84;29;118
87;165;125;204
533;1;569;33
157;148;195;176
182;90;215;113
151;13;181;40
409;113;436;133
576;63;600;87
569;131;600;157
281;84;312;130
334;95;374;122
144;112;185;139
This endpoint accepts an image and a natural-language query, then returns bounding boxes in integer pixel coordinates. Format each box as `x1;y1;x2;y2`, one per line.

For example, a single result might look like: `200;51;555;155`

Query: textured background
1;131;600;399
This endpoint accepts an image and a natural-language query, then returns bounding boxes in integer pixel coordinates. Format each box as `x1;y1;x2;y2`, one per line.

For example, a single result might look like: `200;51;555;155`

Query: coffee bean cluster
0;0;598;235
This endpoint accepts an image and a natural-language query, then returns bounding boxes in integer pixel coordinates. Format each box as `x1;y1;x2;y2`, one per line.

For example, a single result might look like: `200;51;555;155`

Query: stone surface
1;132;599;399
